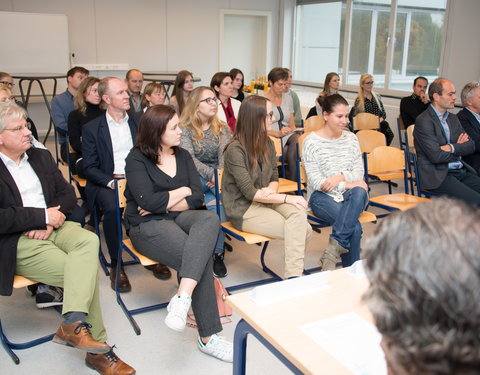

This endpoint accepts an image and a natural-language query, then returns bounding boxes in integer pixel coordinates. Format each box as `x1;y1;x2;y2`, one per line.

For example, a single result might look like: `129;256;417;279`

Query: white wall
0;0;282;136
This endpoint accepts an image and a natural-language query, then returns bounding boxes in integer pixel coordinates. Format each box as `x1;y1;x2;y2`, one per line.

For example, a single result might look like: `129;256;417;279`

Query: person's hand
182;187;192;197
457;132;470;144
285;195;308;210
47;206;65;228
206;176;215;189
419;93;429;104
281;127;291;135
346;180;368;192
24;225;54;240
320;175;344;192
379;117;385;122
440;144;452;152
137;206;152;216
258;187;275;198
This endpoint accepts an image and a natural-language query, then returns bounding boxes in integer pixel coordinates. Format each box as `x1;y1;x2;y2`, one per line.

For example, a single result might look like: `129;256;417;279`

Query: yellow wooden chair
355;129;386;154
269;136;299;193
0;275;55;364
353;113;380;131
366;146;430;212
304;115;324;133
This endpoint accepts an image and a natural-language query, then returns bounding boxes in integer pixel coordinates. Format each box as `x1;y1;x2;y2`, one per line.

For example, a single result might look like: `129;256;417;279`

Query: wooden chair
356;129;386;154
269;136;299;193
113;179;168;335
352;113;379;131
214;169;282;292
303;115;324;133
366;146;430;212
0;275;55;364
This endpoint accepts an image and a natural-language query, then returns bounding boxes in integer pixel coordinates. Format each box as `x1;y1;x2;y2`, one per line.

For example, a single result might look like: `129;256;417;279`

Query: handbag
187;277;232;328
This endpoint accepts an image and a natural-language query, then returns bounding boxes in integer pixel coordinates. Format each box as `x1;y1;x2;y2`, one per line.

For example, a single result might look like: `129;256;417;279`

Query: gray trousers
128;210;222;337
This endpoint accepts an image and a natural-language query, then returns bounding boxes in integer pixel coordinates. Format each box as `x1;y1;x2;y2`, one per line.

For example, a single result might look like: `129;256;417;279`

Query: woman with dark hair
352;73;394;145
68;76;104;177
124;105;232;362
302;94;369;271
306;72;340;119
222;95;311;279
169;70;194;115
229;68;245;102
179;86;232;278
264;67;300;180
210;72;241;133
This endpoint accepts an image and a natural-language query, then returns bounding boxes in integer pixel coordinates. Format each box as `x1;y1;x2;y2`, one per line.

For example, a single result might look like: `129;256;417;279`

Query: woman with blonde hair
141;82;166;109
179;86;232;277
169;70;194;115
222;95;311;279
352;73;394;144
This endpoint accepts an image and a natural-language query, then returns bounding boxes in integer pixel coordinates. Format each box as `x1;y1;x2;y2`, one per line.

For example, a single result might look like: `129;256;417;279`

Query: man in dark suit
82;77;171;292
414;78;480;205
458;81;480;173
400;76;430;127
125;69;144;118
0;102;135;374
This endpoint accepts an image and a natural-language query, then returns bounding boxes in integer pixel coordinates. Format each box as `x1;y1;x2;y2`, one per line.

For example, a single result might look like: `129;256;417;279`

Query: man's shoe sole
52;335;111;354
36;301;63;309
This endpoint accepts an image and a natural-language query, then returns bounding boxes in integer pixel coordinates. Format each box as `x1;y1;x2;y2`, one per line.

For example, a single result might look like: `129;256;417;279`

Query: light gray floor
0;141;397;374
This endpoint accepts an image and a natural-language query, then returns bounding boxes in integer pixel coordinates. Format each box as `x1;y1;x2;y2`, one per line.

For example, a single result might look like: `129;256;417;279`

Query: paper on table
250;271;331;306
347;259;366;279
299;312;387;375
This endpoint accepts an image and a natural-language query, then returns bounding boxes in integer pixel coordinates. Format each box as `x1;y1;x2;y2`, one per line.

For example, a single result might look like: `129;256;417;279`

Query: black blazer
81;113;138;208
414;105;475;190
457;108;480;173
0;148;76;295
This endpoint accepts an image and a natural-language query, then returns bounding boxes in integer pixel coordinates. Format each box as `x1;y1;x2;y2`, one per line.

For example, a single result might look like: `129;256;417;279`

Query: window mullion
341;0;353;88
384;0;397;89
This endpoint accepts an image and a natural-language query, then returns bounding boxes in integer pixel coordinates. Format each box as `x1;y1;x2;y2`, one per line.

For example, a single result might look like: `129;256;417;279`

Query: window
293;0;448;92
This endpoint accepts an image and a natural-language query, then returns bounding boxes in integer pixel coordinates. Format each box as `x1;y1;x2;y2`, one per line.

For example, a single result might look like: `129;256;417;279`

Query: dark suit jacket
81;113;138;208
0;148;76;295
414;105;475;190
457;108;480;173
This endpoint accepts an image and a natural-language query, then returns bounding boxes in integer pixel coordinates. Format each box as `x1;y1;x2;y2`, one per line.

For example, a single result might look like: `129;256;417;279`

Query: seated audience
210;72;241;133
169;70;194;116
399;76;430;127
352;73;394;145
125;69;145;117
264;67;300;180
141;82;166;109
285;68;302;126
306;72;340;119
68;76;104;178
414;78;480;205
363;198;480;375
0;102;135;375
51;66;89;162
229;68;245;102
222;95;311;279
303;94;368;271
179;86;232;278
124;105;233;362
458;81;480;173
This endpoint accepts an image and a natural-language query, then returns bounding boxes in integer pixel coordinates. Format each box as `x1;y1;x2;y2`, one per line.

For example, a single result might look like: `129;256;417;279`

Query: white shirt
106;111;133;175
0;151;48;222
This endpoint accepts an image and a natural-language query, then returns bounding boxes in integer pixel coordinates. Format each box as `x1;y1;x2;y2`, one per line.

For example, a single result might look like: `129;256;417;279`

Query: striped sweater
302;130;364;202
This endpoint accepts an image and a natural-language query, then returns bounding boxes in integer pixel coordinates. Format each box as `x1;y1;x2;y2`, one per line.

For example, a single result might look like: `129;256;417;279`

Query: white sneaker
165;292;192;332
198;334;233;362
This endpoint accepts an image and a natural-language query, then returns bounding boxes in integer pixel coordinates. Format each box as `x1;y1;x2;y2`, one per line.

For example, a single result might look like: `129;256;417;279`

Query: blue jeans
309;187;368;267
200;177;225;255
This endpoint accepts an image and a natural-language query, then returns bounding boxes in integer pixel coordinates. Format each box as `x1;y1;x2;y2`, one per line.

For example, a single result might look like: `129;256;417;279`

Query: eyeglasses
200;97;217;105
364;81;374;85
0;81;15;88
2;123;31;133
267;111;274;120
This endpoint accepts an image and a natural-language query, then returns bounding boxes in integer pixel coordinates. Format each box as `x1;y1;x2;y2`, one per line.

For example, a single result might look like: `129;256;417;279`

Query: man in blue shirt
413;78;480;205
51;66;89;162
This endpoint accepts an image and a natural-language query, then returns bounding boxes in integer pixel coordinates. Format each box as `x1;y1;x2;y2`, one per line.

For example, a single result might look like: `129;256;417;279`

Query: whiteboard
0;11;70;74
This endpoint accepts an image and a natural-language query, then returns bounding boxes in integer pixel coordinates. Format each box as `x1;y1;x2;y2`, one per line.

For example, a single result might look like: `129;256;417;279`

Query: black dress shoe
110;266;131;293
145;263;172;280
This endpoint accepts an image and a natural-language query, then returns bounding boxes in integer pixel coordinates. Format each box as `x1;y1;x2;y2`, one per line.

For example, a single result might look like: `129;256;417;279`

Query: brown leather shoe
52;321;111;354
145;263;172;280
86;350;136;375
110;266;131;293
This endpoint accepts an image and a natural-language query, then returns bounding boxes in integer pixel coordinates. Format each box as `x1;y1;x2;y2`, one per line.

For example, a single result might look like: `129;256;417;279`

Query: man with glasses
400;76;430;127
0;102;135;375
457;81;480;173
51;66;89;162
414;78;480;205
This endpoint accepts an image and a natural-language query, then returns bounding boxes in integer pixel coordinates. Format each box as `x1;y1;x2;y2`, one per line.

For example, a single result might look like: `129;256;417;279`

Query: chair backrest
269;135;282;157
115;179;128;209
356;130;386;153
304;115;324;132
406;124;415;150
366;146;406;174
297;131;313;158
353;113;380;131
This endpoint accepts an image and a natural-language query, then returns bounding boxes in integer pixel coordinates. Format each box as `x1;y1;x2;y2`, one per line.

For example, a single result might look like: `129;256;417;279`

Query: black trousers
429;168;480;206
